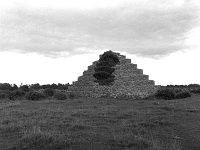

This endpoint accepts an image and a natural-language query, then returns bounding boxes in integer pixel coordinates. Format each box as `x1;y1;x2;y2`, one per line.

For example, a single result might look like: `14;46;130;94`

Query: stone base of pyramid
68;52;157;99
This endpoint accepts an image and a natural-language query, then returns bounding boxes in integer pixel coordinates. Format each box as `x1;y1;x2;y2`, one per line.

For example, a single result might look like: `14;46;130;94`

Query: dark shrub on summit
93;51;119;85
96;61;116;68
25;91;45;100
94;67;115;74
99;51;119;64
93;71;114;80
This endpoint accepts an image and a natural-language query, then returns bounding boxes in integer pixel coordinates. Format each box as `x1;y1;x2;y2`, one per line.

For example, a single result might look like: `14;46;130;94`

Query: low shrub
8;92;17;100
155;88;191;100
155;89;176;100
0;90;9;99
0;83;13;91
25;91;46;100
175;91;191;99
0;93;7;99
53;92;67;100
190;88;200;94
15;90;26;97
43;88;55;97
8;90;26;100
19;85;29;92
68;92;75;99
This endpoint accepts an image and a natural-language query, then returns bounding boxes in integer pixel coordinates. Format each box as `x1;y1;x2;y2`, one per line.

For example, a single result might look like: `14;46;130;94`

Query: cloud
0;0;199;58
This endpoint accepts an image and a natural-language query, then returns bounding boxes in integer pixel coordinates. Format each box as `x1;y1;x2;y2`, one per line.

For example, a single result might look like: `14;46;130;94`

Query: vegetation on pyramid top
93;50;119;86
99;50;119;65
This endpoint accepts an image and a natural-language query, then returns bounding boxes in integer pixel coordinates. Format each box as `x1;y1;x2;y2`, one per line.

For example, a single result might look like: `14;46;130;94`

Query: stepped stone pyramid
68;51;157;98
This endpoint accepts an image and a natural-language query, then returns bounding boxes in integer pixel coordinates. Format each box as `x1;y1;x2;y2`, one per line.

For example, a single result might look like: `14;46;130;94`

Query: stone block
119;59;131;65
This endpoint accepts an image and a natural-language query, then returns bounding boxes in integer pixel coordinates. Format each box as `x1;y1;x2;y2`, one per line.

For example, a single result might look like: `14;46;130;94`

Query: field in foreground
0;95;200;150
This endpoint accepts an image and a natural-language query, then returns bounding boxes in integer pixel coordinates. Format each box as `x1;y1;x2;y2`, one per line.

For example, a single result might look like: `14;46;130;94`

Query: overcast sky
0;0;200;85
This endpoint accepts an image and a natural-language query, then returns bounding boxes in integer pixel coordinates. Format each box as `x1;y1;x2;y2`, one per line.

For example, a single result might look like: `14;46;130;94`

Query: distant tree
0;83;12;91
41;84;51;89
30;83;41;90
188;84;200;87
12;84;18;90
19;85;29;92
57;83;69;90
51;83;58;89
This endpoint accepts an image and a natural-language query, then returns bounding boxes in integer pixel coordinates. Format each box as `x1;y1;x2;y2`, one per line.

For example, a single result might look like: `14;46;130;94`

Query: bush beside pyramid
68;51;157;98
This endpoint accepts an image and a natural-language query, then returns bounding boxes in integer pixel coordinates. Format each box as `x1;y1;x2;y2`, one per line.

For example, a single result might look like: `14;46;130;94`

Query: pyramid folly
68;51;157;98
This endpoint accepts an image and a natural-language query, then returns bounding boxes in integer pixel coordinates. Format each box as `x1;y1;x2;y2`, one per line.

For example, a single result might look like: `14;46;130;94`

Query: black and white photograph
0;0;200;149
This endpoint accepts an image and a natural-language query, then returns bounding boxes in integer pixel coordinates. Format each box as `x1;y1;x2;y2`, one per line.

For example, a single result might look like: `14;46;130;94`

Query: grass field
0;95;200;150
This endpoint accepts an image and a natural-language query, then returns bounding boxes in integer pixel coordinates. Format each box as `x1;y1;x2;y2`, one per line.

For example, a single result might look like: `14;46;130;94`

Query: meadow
0;94;200;150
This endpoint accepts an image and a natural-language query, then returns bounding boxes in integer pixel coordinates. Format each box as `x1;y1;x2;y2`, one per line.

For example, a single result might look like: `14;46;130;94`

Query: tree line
0;83;70;91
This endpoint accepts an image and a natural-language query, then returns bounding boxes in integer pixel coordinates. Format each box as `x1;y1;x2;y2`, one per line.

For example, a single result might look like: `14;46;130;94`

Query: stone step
118;55;126;59
80;68;145;80
114;79;154;86
92;61;98;65
80;69;144;81
83;67;142;76
78;75;95;82
83;70;95;75
73;80;154;87
114;69;143;76
114;75;149;81
86;66;139;76
88;65;95;71
115;63;137;70
75;74;154;86
119;59;131;65
69;84;156;93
